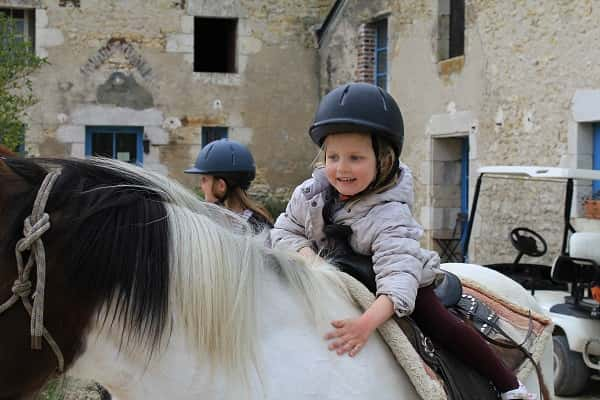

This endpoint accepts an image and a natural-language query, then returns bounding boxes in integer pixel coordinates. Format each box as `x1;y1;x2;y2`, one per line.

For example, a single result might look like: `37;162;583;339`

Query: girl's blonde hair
319;132;399;205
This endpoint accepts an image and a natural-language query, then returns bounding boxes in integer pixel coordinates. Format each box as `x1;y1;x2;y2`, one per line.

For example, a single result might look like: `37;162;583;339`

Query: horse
0;156;553;400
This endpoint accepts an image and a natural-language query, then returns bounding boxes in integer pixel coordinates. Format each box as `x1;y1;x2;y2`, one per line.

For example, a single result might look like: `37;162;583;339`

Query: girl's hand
324;295;395;357
324;317;374;357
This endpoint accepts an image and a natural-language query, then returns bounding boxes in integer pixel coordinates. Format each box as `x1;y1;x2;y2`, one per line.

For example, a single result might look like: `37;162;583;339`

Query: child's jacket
271;164;442;317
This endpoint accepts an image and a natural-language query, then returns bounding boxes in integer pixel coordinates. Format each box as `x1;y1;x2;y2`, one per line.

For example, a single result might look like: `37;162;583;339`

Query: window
201;126;228;147
194;17;237;73
85;126;144;165
438;0;464;60
594;125;600;194
460;138;469;253
0;8;35;49
374;19;387;90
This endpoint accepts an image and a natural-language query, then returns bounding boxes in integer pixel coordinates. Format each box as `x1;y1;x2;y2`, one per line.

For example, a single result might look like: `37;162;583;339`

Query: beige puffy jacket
271;164;442;317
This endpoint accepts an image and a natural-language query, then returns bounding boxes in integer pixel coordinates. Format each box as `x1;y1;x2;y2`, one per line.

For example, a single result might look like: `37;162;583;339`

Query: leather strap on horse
0;169;65;373
454;307;550;400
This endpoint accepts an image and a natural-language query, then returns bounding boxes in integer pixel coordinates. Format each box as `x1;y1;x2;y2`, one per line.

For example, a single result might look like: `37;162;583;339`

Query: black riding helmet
184;139;256;190
309;82;404;157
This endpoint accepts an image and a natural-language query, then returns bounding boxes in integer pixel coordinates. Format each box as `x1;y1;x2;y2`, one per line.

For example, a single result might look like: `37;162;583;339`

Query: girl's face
198;174;226;203
324;132;377;197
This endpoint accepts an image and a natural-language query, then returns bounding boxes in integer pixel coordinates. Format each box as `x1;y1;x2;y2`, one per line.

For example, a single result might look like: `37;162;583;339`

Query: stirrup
500;382;537;400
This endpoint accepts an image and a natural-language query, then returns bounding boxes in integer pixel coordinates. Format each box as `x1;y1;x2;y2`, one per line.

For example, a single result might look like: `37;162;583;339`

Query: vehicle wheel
553;335;590;396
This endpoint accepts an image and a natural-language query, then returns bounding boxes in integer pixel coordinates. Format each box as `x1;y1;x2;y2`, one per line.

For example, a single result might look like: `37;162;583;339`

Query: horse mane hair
1;157;343;379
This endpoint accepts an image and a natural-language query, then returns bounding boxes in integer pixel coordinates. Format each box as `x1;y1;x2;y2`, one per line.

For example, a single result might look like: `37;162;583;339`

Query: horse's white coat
64;160;552;400
69;251;418;399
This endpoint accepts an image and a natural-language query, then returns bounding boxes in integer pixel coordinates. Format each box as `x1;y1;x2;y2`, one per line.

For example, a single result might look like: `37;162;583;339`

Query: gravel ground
39;377;600;399
37;378;106;400
556;380;600;400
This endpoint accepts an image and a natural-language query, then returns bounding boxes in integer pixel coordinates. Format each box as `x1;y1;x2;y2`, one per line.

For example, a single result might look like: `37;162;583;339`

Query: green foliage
36;379;65;400
193;186;205;200
262;195;288;219
0;13;46;151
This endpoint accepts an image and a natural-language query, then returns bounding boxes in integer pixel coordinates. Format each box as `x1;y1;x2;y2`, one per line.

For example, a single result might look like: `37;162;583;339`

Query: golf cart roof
478;166;600;181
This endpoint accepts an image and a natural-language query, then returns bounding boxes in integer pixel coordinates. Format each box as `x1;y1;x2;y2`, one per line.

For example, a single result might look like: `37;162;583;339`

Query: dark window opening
449;0;465;58
194;17;237;73
201;126;228;147
86;126;144;165
0;8;35;49
438;0;464;60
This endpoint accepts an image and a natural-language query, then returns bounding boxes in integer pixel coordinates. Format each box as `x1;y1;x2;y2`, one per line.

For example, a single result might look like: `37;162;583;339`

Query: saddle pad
335;271;553;400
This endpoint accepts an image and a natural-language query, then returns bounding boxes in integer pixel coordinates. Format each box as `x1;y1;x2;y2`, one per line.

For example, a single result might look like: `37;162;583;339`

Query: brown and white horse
0;157;552;400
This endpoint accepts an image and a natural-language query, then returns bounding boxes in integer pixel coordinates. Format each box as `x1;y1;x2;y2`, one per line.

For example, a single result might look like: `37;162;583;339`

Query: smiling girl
270;83;535;400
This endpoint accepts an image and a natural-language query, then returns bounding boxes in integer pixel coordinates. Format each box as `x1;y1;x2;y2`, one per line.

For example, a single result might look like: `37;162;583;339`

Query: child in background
185;138;273;233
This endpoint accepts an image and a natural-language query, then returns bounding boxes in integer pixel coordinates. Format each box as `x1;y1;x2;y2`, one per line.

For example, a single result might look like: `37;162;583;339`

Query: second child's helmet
184;139;256;190
309;82;404;157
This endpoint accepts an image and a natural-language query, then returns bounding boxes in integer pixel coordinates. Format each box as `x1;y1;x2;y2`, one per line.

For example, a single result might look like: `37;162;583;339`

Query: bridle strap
0;168;65;372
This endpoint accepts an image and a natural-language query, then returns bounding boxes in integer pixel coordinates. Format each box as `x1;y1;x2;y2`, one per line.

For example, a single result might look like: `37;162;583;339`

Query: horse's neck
68;266;419;400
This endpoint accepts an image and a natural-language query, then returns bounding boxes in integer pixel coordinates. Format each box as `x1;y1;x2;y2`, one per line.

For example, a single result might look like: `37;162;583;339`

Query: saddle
326;230;545;400
332;251;500;399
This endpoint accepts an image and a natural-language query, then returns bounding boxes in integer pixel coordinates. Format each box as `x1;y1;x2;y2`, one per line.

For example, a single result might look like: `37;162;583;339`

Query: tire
553;335;591;396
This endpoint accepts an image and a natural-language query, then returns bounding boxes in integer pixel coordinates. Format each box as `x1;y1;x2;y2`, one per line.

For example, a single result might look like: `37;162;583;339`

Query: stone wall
319;0;600;264
13;0;333;192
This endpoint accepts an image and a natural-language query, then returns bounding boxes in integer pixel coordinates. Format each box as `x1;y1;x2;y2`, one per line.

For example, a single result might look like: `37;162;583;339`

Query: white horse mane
87;158;346;379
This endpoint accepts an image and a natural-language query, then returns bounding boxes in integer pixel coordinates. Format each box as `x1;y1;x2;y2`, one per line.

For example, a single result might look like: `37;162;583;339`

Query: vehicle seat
551;232;600;314
569;232;600;263
552;233;600;283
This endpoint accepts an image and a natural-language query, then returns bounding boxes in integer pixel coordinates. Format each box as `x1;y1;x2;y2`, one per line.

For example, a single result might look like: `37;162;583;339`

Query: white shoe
500;382;537;400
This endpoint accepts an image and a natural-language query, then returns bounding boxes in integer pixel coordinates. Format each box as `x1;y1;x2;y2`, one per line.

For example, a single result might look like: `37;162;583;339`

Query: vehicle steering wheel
510;227;547;258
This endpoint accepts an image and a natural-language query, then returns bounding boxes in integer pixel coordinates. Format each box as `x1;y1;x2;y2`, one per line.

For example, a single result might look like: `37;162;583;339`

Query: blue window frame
201;126;228;147
594;125;600;195
85;126;144;165
460;138;469;256
374;19;388;90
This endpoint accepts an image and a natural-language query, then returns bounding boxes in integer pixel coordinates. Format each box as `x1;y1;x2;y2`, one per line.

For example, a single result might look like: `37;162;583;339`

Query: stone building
318;0;600;264
4;0;331;194
5;0;600;263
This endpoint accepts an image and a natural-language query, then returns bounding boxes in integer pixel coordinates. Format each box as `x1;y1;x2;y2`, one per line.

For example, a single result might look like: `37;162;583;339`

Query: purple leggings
411;285;519;392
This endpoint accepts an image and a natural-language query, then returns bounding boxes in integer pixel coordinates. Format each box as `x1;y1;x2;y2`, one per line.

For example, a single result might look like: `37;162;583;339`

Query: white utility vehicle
462;166;600;396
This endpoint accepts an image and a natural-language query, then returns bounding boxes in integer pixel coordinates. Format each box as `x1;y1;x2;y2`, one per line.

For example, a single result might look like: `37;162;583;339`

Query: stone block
238;18;251;36
187;0;248;18
71;105;164;126
181;16;194;34
191;72;241;86
35;9;48;29
428;111;475;136
572;90;600;122
37;28;64;48
56;125;85;143
35;46;48;59
70;142;85;158
228;127;253;144
239;36;262;55
144;126;169;145
166;34;193;53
